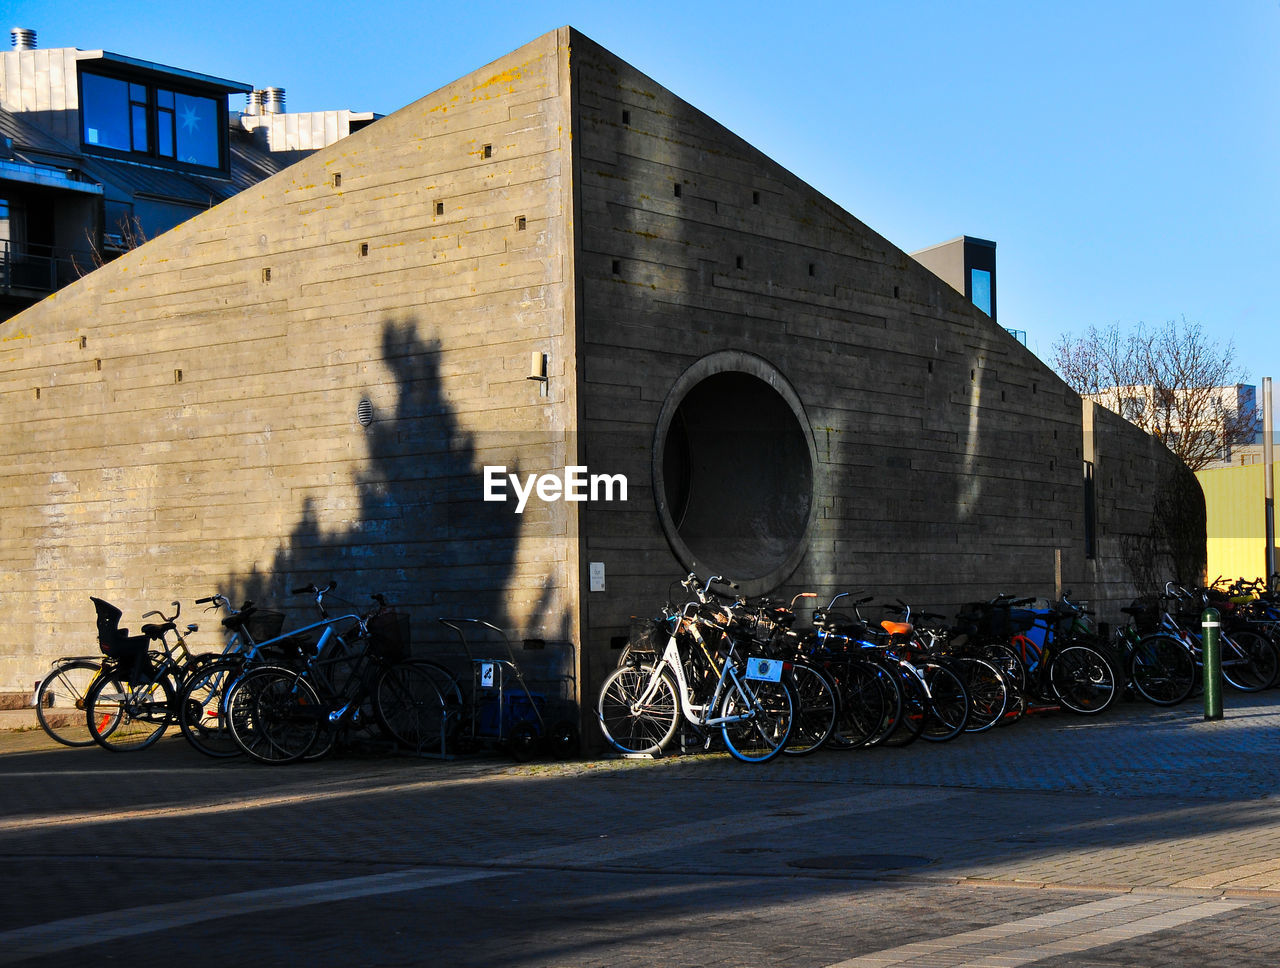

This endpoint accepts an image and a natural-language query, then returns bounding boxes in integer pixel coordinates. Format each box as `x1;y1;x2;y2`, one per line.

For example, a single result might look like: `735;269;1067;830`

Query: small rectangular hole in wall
673;183;682;198
735;255;744;270
752;191;760;204
894;286;901;298
1001;390;1007;402
95;359;102;371
482;144;492;159
611;259;621;275
971;369;976;381
174;369;183;384
359;242;369;257
808;263;816;277
33;387;40;400
332;172;341;188
928;360;934;374
261;267;271;284
79;335;87;349
1033;382;1038;394
515;216;527;231
434;201;444;216
622;109;631;125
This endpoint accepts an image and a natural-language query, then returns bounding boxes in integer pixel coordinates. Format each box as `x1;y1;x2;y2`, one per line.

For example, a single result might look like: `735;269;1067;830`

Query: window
969;268;992;315
80;69;225;172
1120;396;1145;420
1083;461;1097;559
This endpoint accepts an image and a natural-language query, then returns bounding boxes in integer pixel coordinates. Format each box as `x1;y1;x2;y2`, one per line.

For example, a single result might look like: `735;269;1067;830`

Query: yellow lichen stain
2;329;31;342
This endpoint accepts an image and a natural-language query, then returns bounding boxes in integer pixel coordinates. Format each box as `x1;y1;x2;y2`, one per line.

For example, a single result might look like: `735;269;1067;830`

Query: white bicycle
597;574;794;763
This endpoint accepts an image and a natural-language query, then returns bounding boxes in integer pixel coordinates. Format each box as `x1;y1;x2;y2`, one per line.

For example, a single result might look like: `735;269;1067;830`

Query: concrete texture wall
0;26;1199;718
566;30;1196;681
0;29;580;694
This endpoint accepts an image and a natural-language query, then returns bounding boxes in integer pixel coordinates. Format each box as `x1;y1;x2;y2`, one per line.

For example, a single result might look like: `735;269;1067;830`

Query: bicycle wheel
826;657;897;750
719;674;793;763
1220;630;1280;692
226;666;322;765
178;658;245;758
85;671;175;751
35;659;102;747
954;656;1008;733
373;660;449;753
882;664;925;748
782;661;838;757
596;664;680;755
1049;644;1118;714
1127;634;1195;706
979;643;1026;725
919;662;969;742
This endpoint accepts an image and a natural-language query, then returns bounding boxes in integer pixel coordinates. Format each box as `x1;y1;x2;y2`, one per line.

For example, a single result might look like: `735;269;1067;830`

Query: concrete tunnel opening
655;364;816;591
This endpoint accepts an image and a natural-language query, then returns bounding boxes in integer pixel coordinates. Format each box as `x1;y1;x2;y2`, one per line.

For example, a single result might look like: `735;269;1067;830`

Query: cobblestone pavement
3;692;1280;966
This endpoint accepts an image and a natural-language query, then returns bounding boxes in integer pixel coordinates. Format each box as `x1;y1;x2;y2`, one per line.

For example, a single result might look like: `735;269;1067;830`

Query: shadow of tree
218;318;573;707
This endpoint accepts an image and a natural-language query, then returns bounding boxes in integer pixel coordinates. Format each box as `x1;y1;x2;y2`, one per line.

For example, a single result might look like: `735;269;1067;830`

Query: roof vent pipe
262;87;285;114
10;28;36;50
245;90;264;116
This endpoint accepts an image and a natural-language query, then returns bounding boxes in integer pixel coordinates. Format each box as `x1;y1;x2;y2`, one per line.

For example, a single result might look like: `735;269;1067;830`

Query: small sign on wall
589;561;606;592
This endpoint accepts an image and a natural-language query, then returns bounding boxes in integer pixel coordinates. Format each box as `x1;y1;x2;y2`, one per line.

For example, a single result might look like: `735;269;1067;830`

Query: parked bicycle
597;574;795;763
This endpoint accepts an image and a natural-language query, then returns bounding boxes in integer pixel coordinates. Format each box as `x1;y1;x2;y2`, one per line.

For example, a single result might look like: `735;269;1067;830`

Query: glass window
172;91;219;167
81;72;133;150
81;71;223;171
969;268;992;316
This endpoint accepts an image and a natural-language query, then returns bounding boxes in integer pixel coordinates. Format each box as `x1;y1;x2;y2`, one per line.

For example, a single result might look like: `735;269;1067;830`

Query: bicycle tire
919;662;969;742
719;675;793;763
85;671;175;751
826;657;898;750
1127;634;1195;706
226;665;322;765
953;656;1008;733
1219;629;1279;692
781;661;838;757
35;659;102;747
596;664;680;755
881;663;925;748
177;657;246;758
1049;644;1118;714
373;660;449;753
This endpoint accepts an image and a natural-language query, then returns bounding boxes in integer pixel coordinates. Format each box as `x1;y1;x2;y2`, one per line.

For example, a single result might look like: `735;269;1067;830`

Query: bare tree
1051;318;1255;471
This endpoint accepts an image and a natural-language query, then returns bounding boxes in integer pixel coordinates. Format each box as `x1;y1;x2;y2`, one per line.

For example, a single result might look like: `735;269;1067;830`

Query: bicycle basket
367;609;411;661
245;609;287;642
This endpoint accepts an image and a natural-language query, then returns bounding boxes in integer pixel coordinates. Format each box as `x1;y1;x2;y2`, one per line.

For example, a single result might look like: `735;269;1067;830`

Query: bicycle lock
1202;607;1223;721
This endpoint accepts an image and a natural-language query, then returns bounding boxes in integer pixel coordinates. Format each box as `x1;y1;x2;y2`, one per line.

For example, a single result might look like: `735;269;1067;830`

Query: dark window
1083;461;1097;559
81;69;225;172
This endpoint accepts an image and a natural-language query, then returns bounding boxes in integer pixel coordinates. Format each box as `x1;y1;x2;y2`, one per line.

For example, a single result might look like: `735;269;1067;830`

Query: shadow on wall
223;318;571;686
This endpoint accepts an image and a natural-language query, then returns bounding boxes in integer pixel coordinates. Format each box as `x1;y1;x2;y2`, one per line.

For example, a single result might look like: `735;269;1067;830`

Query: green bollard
1202;607;1223;721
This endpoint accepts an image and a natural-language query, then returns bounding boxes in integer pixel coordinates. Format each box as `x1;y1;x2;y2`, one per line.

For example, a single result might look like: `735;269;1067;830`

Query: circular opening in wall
653;353;816;596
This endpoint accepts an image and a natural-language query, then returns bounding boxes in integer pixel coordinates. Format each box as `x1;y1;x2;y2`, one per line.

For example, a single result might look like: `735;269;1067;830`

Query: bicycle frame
636;606;776;730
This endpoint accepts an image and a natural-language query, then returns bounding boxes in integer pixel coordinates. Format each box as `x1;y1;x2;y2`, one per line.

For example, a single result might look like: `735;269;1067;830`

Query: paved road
3;693;1280;966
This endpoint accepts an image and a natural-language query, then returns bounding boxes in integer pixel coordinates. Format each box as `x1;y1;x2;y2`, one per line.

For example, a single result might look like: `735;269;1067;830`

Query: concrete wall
0;29;580;694
0;26;1200;717
566;30;1197;681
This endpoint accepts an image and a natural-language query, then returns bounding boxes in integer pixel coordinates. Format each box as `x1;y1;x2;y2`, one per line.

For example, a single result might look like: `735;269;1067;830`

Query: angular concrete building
0;28;1201;718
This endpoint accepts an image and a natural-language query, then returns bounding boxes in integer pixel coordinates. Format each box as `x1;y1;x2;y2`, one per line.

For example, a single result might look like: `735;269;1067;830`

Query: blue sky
11;0;1279;386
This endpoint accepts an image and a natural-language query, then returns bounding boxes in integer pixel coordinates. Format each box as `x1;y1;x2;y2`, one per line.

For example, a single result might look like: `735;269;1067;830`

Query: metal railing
1;240;95;294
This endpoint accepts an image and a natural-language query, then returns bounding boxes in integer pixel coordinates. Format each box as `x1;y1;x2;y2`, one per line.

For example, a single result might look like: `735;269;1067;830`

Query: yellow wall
1197;463;1278;582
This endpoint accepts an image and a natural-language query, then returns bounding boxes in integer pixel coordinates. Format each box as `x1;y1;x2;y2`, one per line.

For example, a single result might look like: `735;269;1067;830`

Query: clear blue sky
11;0;1279;385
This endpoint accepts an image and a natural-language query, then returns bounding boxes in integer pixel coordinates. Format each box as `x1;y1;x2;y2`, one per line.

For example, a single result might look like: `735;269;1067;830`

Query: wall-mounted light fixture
528;351;548;397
